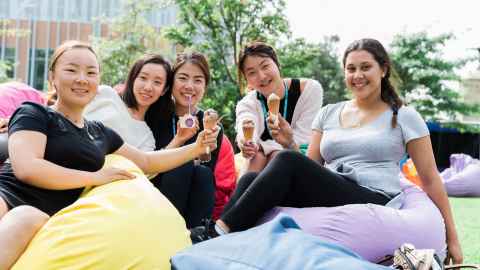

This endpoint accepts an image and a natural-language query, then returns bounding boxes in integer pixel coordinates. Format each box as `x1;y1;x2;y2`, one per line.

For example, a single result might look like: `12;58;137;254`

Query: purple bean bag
259;178;446;263
441;153;480;197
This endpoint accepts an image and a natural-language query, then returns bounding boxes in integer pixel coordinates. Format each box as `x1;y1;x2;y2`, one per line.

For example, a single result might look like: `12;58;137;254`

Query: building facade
0;0;176;91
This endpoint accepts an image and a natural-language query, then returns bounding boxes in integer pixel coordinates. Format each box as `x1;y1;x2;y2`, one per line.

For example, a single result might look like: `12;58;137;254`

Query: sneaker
189;219;220;244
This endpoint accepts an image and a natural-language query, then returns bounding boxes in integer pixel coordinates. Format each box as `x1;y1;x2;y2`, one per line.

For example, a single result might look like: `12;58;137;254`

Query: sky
285;0;480;74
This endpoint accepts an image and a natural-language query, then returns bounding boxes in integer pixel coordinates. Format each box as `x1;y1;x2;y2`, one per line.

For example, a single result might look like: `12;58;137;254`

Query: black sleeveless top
256;78;301;141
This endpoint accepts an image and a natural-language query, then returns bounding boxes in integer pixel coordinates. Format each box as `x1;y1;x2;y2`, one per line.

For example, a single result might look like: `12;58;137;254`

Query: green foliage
0;19;30;37
0;60;12;83
279;37;347;105
165;0;289;88
390;32;480;132
0;19;29;84
92;0;172;86
164;0;290;140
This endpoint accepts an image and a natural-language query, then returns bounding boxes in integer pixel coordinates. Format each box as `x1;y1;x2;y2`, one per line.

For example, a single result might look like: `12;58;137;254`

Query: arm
306;130;324;164
267;115;297;150
407;136;463;264
115;128;218;175
9;131;133;189
291;80;324;145
235;94;263;158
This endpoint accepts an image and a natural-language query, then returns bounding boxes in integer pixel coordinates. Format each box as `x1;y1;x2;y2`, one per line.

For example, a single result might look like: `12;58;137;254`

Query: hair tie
392;105;399;115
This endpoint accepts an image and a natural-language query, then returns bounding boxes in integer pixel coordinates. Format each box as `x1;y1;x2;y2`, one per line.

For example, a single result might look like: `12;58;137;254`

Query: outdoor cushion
0;82;45;118
441;153;480;197
171;214;390;270
259;178;446;263
13;155;191;269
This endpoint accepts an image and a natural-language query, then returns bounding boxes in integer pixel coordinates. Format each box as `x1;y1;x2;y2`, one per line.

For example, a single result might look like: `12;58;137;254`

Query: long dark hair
122;54;174;126
342;38;403;128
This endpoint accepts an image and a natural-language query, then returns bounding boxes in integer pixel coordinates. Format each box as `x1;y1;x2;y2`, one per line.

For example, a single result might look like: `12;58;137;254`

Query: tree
165;0;289;91
164;0;290;139
0;19;29;83
92;0;172;86
0;61;11;83
390;31;479;132
279;37;346;105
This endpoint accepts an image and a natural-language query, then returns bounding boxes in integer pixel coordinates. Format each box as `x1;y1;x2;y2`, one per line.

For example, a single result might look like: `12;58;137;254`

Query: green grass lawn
449;197;480;263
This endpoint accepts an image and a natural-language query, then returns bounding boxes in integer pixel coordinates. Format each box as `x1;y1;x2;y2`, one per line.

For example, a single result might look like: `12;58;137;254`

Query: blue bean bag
259;178;446;263
171;214;390;270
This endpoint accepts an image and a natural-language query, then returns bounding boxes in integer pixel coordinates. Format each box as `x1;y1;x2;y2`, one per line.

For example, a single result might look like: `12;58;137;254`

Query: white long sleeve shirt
84;85;156;151
235;79;324;155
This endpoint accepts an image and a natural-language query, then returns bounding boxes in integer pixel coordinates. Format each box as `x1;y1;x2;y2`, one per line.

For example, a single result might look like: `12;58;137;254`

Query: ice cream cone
200;109;219;161
203;108;219;130
242;119;255;142
267;93;280;125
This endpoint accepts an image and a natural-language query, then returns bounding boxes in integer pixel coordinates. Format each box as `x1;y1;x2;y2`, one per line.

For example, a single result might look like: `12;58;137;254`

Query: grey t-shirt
312;101;429;197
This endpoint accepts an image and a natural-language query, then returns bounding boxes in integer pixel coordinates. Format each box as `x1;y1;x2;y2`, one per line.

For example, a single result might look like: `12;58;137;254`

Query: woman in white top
84;54;173;151
235;41;324;172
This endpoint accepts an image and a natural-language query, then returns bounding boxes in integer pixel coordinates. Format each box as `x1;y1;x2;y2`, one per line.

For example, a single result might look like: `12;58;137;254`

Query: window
0;0;10;18
101;0;110;17
56;0;65;20
28;48;52;90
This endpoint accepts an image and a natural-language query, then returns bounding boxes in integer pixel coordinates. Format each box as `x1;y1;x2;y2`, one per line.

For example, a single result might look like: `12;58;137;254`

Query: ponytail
380;75;403;128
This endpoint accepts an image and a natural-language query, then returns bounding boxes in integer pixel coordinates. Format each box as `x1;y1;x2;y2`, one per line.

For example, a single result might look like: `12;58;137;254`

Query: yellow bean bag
13;155;191;270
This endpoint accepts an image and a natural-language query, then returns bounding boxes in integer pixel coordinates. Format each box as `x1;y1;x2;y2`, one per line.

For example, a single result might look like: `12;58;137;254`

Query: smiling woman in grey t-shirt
190;39;463;265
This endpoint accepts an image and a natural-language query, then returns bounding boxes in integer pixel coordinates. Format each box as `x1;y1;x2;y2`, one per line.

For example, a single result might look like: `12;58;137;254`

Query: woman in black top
0;41;218;269
148;52;221;228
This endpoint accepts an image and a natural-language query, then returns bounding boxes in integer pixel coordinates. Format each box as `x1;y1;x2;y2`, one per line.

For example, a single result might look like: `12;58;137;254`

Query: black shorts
0;163;83;215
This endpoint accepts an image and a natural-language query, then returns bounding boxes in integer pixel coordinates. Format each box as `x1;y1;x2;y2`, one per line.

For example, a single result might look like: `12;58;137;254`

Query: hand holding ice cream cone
200;109;221;161
203;109;219;130
267;114;295;150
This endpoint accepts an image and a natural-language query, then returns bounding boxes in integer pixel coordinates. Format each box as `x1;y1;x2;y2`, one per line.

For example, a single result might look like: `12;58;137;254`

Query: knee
274;150;301;163
6;206;49;233
237;172;258;189
195;164;213;176
193;165;215;184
